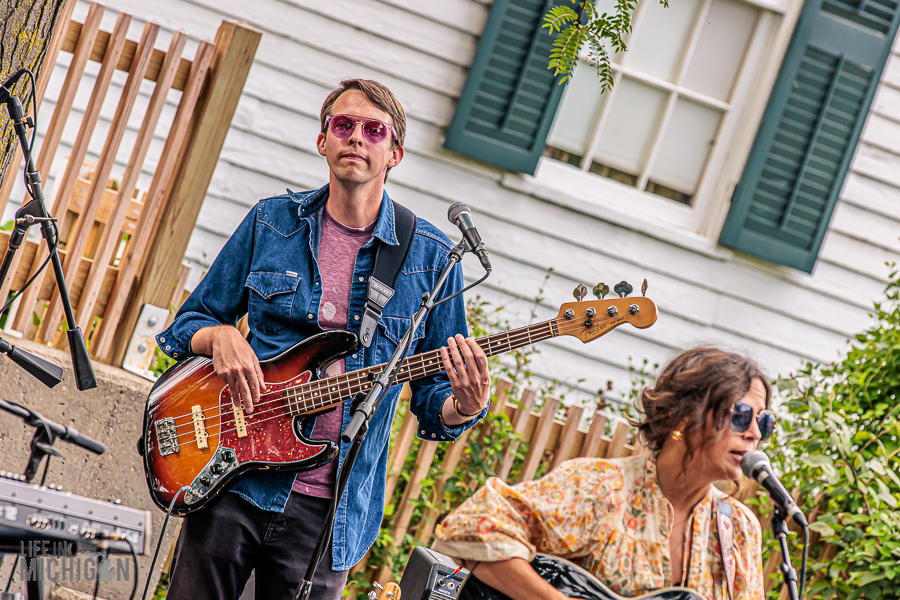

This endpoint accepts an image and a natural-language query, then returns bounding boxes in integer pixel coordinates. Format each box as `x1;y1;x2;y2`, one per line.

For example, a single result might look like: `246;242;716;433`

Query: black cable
0;67;56;320
432;268;490;309
126;537;140;600
92;550;105;600
799;525;809;600
18;68;38;198
141;486;189;600
0;218;59;315
39;455;51;486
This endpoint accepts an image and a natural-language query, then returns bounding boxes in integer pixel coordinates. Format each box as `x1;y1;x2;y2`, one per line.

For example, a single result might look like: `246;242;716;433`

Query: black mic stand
772;505;800;600
0;84;96;390
292;240;469;600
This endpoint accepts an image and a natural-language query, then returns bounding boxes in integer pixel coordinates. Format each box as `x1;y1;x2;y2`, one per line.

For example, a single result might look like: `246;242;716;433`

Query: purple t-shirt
292;208;376;498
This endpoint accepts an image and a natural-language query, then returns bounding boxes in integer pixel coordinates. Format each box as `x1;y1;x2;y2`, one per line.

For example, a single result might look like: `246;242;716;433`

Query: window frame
534;0;806;236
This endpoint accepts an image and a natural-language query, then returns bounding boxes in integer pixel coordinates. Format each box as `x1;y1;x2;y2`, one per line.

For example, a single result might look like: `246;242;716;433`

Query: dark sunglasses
324;114;398;145
730;402;776;441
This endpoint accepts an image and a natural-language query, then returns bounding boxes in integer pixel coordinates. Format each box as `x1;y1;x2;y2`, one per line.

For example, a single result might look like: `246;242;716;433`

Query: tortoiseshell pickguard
218;370;331;464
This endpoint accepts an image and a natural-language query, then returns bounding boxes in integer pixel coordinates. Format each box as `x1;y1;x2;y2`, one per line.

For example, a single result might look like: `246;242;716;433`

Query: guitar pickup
232;404;248;438
191;405;209;449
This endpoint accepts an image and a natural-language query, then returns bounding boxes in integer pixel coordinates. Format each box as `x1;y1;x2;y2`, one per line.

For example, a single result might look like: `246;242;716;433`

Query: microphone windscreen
741;450;770;479
447;202;472;224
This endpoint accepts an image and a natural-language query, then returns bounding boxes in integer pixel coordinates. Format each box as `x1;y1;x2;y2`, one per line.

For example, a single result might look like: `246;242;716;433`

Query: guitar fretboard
282;318;561;416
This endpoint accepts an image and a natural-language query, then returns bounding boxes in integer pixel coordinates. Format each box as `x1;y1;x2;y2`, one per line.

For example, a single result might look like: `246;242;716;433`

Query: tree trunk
0;0;67;185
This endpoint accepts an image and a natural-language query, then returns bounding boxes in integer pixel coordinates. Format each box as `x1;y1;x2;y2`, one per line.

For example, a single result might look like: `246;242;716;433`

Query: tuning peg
368;582;384;600
573;284;587;302
641;279;648;297
614;281;633;298
593;283;609;299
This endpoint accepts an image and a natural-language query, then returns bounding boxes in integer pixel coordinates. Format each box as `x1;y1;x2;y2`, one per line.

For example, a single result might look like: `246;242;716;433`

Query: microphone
0;398;105;455
447;203;491;271
741;450;808;527
0;68;29;104
0;338;63;388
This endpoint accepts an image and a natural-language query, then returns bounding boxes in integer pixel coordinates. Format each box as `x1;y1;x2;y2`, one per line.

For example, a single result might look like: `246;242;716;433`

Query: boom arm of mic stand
4;94;96;390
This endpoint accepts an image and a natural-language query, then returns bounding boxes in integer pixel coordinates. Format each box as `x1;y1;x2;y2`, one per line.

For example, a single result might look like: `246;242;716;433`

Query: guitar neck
282;319;560;416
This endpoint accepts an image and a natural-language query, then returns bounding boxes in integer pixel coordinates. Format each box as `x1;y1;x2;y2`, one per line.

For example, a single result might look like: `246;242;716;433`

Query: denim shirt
156;184;485;569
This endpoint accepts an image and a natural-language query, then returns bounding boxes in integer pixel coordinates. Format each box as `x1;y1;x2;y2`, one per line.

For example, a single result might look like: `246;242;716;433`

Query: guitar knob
200;476;212;486
223;451;235;462
211;463;224;475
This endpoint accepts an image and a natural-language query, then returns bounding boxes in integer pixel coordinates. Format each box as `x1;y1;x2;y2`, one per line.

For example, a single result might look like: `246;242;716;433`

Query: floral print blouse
432;454;764;599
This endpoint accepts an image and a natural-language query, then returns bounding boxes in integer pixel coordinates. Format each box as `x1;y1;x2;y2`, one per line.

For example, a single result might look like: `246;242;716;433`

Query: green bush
766;266;900;600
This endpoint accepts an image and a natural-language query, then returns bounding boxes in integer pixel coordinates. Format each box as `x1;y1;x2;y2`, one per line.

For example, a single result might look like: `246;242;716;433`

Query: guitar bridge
155;418;179;456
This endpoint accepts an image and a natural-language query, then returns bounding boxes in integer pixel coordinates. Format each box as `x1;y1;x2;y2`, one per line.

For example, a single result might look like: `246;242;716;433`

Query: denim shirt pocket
376;316;427;364
245;271;300;335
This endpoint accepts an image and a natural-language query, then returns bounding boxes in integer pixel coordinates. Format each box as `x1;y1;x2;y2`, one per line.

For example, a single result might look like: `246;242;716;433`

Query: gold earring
671;430;683;442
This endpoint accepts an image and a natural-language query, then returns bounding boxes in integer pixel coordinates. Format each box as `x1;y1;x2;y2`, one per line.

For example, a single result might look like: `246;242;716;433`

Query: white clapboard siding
4;0;897;411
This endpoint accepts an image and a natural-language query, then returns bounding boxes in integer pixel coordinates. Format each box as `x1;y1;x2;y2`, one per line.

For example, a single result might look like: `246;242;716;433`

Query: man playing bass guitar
434;347;769;600
155;79;491;600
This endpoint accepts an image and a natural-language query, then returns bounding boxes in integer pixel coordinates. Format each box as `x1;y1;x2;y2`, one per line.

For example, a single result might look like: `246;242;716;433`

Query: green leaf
808;521;836;537
804;455;834;468
809;399;823;420
825;411;846;424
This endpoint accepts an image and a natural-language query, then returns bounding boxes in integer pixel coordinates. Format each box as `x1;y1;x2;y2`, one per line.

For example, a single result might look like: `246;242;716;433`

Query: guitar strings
162;317;613;446
162;317;600;447
161;315;566;438
157;316;561;425
156;319;557;429
159;316;563;428
160;316;618;446
162;320;562;444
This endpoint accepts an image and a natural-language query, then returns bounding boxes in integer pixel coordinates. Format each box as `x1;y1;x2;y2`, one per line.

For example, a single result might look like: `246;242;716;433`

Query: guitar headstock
554;280;658;343
368;581;401;600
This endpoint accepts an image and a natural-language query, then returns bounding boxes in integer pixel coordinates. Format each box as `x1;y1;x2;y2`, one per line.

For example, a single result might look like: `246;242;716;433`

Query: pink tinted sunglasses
324;114;398;144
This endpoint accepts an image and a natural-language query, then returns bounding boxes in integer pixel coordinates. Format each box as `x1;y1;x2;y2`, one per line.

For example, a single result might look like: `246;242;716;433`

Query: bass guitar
141;293;657;515
459;554;704;600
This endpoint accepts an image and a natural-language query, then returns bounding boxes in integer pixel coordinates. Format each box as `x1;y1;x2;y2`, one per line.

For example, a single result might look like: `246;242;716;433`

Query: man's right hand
191;325;265;413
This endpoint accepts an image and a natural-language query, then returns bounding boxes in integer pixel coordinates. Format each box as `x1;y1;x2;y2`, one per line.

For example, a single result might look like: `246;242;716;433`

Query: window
542;0;786;232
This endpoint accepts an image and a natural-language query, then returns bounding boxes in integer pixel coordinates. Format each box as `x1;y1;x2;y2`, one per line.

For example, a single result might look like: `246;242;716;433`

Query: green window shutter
445;0;566;174
719;0;900;272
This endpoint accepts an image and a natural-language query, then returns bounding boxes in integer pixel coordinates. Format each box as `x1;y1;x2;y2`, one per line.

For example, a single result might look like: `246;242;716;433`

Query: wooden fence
0;2;261;366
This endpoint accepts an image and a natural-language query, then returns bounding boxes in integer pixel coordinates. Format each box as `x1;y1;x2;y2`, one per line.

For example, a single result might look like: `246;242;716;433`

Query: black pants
167;491;348;600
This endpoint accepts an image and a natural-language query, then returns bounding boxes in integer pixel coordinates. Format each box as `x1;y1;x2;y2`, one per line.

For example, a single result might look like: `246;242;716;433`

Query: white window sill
501;162;735;262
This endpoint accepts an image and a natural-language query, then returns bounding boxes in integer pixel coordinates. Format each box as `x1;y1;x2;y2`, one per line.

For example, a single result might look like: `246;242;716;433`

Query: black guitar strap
358;200;417;347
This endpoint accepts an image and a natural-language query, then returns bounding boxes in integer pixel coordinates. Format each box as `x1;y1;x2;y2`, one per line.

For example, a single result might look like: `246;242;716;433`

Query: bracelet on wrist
452;395;481;420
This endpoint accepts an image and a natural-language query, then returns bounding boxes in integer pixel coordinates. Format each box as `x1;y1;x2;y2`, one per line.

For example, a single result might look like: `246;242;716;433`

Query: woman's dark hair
630;347;772;464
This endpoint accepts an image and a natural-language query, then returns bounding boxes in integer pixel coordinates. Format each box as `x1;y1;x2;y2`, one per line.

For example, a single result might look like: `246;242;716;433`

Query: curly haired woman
433;347;774;600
